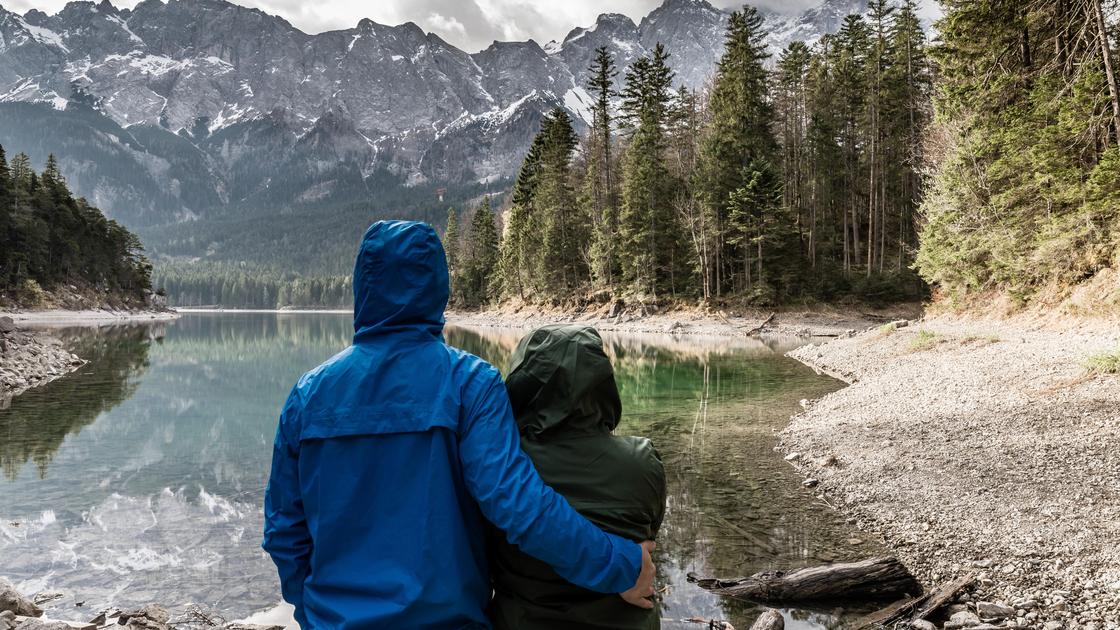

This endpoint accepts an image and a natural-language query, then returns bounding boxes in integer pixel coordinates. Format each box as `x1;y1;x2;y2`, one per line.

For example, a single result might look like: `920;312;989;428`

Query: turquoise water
0;313;876;628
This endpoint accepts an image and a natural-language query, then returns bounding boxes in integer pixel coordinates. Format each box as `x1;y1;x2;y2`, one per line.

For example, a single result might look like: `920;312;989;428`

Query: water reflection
444;326;880;629
1;325;156;481
2;315;875;629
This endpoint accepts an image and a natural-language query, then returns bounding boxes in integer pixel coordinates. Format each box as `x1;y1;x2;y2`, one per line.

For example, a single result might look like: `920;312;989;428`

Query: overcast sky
6;0;831;52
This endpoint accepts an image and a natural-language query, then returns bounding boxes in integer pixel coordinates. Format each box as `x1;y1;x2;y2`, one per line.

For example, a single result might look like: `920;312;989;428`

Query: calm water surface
0;313;881;629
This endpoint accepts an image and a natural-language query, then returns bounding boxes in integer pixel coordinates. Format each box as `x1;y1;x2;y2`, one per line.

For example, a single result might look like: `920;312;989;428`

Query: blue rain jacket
262;220;642;629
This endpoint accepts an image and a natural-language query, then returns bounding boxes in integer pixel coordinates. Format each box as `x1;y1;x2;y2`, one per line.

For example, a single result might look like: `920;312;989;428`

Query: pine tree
833;15;870;275
463;197;500;306
916;0;1120;299
886;0;930;270
0;144;151;299
585;46;620;289
699;7;777;297
775;42;813;263
667;86;709;299
619;43;677;297
536;109;586;291
443;207;460;302
500;133;545;299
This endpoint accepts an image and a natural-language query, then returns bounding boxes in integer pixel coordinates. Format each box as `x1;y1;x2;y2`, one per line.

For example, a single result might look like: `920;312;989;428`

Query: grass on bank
909;329;941;352
1085;348;1120;375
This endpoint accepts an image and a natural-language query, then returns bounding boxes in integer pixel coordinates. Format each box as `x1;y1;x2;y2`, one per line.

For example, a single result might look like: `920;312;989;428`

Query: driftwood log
749;609;784;630
852;572;976;629
687;557;919;603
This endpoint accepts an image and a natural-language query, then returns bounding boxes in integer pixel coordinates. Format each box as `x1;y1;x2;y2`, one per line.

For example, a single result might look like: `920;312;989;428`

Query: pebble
945;611;982;629
977;601;1016;619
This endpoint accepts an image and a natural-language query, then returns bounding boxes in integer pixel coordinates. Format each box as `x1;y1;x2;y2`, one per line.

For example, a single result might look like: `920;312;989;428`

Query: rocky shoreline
0;578;280;630
779;316;1120;630
0;317;86;403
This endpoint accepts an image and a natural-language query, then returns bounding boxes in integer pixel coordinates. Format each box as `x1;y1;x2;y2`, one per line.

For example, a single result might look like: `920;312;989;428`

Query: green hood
505;324;621;439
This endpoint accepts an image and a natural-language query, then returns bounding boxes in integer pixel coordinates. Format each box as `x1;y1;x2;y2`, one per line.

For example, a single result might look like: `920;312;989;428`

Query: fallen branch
911;573;975;621
852;572;975;629
744;313;776;336
749;609;783;630
687;557;919;603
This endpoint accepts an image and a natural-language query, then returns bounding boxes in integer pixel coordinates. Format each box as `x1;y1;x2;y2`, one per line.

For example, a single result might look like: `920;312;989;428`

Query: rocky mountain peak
0;0;934;226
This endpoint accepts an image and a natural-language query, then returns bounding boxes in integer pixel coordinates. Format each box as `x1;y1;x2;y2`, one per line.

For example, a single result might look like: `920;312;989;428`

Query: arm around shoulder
455;363;643;594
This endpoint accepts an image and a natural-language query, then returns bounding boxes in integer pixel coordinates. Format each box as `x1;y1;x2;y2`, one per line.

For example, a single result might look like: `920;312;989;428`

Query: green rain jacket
489;324;667;630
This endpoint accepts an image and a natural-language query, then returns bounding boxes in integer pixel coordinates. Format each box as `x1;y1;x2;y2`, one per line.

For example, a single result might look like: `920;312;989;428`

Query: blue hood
353;221;448;341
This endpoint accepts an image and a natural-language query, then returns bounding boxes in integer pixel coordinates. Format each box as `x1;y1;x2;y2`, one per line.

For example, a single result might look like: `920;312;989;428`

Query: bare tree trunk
1092;0;1120;143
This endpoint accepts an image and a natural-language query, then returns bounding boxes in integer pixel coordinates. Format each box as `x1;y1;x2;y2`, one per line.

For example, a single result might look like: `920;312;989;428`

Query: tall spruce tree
500;132;545;299
619;43;677;297
699;7;777;297
443;207;460;302
463;197;500;306
585;46;620;289
536;109;586;291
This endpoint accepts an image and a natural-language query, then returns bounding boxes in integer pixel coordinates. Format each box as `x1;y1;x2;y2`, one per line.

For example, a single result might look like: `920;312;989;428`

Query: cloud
424;12;468;39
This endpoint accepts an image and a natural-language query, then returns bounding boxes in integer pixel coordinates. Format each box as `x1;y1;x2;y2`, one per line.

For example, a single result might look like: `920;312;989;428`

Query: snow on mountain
0;0;936;225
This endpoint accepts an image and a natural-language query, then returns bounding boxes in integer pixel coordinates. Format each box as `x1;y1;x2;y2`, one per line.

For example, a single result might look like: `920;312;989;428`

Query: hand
619;540;656;609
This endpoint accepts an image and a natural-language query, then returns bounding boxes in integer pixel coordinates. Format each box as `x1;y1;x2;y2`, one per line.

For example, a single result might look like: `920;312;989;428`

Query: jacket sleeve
458;368;642;594
262;387;312;627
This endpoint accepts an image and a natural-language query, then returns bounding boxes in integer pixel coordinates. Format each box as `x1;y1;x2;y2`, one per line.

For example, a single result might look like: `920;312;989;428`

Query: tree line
444;2;933;308
153;263;351;309
916;0;1120;303
0;145;153;305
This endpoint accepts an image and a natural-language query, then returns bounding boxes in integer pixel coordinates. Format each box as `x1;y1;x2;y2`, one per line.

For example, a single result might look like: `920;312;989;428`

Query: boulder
117;606;169;630
0;580;42;618
0;317;16;334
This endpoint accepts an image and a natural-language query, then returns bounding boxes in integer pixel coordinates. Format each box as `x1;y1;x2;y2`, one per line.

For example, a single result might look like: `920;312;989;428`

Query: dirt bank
0;317;86;403
780;315;1120;629
448;301;920;338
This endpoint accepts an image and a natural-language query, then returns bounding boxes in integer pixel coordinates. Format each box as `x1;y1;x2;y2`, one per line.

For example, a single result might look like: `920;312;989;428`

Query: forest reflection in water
0;314;877;629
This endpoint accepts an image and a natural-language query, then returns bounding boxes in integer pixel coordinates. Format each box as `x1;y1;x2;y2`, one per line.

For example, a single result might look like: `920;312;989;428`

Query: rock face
0;321;86;400
0;0;915;227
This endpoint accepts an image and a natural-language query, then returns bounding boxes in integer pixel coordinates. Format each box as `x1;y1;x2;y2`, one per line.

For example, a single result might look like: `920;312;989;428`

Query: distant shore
780;313;1120;628
171;303;923;339
2;308;179;327
448;302;921;339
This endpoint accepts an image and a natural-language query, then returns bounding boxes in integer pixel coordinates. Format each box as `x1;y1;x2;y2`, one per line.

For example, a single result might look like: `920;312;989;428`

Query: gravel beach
448;301;920;338
780;316;1120;629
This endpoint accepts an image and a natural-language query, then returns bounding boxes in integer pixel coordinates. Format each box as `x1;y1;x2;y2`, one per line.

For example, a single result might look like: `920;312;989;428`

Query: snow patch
563;86;593;124
14;15;69;52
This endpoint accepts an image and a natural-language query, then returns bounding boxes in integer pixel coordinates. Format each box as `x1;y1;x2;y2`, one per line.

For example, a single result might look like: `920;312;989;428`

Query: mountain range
0;0;933;262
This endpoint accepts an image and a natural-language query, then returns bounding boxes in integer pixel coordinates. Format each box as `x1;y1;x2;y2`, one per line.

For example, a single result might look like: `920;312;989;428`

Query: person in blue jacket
262;220;655;629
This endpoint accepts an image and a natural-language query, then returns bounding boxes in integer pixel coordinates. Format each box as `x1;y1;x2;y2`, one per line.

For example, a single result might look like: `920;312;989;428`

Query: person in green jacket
489;324;667;630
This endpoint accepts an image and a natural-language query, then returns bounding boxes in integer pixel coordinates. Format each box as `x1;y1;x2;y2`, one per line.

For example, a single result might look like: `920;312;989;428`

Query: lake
0;312;880;629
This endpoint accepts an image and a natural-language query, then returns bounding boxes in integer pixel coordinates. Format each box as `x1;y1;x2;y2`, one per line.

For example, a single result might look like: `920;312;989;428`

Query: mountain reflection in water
1;314;876;629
